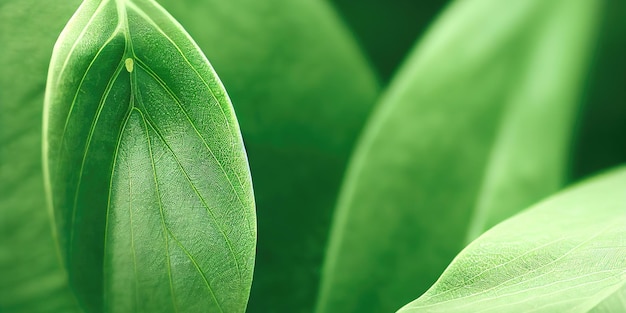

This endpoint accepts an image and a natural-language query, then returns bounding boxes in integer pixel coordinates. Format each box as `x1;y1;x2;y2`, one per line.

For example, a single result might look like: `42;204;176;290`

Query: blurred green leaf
44;0;255;312
156;1;380;312
462;0;603;241
590;286;626;313
0;1;82;312
316;0;602;312
398;166;626;313
571;0;626;181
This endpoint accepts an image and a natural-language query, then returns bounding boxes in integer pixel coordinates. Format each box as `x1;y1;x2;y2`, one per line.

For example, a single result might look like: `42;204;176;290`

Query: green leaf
0;0;378;312
0;1;82;312
156;1;380;312
571;0;626;180
316;0;602;312
398;166;626;313
43;0;255;312
590;286;626;313
462;0;603;241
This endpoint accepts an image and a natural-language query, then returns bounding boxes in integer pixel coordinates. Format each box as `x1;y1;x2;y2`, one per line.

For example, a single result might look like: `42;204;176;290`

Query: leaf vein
134;58;248;222
67;59;125;258
412;220;622;309
166;227;224;313
102;106;133;312
141;115;243;281
138;108;179;313
125;1;232;134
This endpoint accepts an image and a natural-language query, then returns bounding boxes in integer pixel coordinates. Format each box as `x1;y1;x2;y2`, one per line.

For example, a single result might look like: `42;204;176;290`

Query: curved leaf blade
462;0;601;241
316;0;601;311
399;166;626;313
156;1;380;311
0;1;82;312
571;0;626;181
43;0;255;312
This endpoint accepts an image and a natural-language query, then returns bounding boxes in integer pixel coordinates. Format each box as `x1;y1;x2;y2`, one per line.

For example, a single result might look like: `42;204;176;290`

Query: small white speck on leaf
125;58;134;73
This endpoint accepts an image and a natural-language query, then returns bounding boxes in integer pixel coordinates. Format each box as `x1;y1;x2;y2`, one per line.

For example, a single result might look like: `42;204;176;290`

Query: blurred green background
0;0;624;312
569;0;626;180
333;0;626;182
332;0;450;81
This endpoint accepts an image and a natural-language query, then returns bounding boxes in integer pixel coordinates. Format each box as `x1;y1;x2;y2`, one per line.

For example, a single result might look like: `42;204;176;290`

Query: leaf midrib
56;0;247;310
57;0;247;274
126;0;253;235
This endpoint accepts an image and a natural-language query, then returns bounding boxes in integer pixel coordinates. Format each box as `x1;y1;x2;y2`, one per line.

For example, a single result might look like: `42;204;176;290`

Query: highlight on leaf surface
398;166;626;313
316;0;602;312
43;0;256;312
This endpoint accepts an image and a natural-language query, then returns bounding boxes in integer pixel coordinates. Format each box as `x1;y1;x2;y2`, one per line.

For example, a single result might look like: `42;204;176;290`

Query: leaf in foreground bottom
43;0;256;312
399;166;626;313
316;0;601;311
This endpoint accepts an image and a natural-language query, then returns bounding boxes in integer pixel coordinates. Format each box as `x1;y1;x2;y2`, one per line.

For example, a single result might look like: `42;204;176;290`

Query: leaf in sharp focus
0;1;82;312
43;0;255;312
155;1;380;312
398;166;626;313
316;0;601;312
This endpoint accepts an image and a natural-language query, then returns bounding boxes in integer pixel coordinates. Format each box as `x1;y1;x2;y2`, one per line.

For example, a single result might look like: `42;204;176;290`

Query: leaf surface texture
44;0;255;312
398;167;626;313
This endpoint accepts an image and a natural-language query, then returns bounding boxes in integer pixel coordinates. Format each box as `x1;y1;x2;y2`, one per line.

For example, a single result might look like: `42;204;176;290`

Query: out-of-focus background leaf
331;0;449;82
590;286;626;313
331;0;626;175
0;1;82;312
329;0;626;243
570;0;626;181
398;166;626;313
141;1;382;312
316;0;602;312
